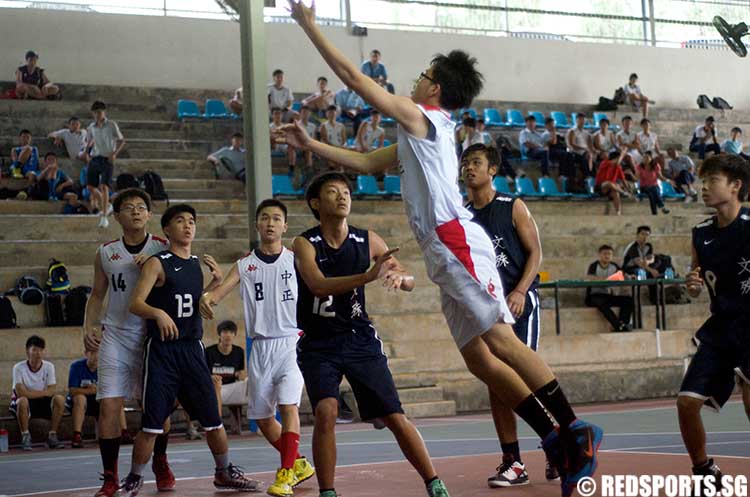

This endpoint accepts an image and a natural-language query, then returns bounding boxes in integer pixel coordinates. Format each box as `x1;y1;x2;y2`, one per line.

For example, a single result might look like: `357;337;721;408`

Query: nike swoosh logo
584;435;594;458
175;267;183;272
704;240;714;245
547;384;560;396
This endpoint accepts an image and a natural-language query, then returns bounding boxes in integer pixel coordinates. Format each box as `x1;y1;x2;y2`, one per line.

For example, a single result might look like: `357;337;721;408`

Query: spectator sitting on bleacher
541;117;573;174
9;129;40;185
689;116;721;160
720;127;749;160
65;350;99;449
355;109;385;153
335;85;370;136
48;117;87;163
15;50;59;100
204;320;248;414
637;151;671;216
302;76;335;118
592;117;617;155
270;107;294;176
666;147;698;201
519;114;550;177
454;110;472;152
320;105;347;170
460;117;482;153
585;245;633;332
623;73;649;119
268;69;295;121
229;87;243;115
616;115;642;165
293;106;317;188
595;150;632;216
10;335;66;451
207;132;246;182
31;152;80;208
361;49;394;94
475;119;493;145
637;118;661;156
566;113;594;176
622;225;654;278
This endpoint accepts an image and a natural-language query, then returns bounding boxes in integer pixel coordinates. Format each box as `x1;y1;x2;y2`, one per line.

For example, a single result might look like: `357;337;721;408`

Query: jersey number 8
175;294;193;318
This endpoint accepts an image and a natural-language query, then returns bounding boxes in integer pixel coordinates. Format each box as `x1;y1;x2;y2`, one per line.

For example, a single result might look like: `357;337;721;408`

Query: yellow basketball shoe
293;457;315;487
267;468;295;497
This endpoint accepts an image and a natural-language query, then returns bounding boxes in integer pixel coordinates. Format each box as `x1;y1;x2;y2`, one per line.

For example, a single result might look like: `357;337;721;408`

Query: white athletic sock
21;430;30;436
213;452;230;471
132;462;147;476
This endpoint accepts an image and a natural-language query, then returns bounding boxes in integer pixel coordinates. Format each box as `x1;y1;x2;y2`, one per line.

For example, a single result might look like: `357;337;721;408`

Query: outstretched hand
366;248;399;284
274;120;313;150
287;0;316;28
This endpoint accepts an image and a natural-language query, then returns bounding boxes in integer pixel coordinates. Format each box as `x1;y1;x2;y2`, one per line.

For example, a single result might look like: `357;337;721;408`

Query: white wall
2;8;748;108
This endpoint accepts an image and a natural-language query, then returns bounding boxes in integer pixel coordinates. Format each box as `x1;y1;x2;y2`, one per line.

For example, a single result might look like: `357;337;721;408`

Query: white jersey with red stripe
396;104;473;242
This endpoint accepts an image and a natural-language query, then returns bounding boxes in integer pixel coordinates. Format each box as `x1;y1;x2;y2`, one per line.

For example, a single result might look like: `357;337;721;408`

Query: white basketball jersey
238;248;299;339
397;104;472;242
100;234;169;332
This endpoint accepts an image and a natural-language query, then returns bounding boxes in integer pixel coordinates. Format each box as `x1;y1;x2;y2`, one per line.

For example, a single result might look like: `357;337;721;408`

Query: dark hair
326;105;337;112
598;244;614;252
629;73;638;80
608;151;620;160
91;101;106;111
232;132;243;139
576;112;586;119
524;115;536;122
68;116;80;123
429;50;483;110
699;154;750;201
317;76;328;83
161;203;197;229
461;143;500;170
636;225;651;234
217;320;237;334
300;105;310;111
26;335;45;350
622;115;632;123
113;188;152;213
705;116;715;122
271;107;282;113
272;69;284;76
599;117;610;125
462;111;471;117
371;49;381;56
731;127;743;134
25;50;38;60
255;198;288;221
305;172;351;221
44;152;56;159
370;109;380;116
640;118;651;126
19;129;31;135
544;117;555;125
462;117;476;127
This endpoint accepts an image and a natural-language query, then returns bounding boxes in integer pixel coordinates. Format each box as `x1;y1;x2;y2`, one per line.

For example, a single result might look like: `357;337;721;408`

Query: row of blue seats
272;174;401;197
458;108;615;131
178;99;240;120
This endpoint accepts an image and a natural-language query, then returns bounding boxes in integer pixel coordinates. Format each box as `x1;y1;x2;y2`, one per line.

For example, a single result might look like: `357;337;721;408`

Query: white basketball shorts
247;334;304;420
97;325;146;401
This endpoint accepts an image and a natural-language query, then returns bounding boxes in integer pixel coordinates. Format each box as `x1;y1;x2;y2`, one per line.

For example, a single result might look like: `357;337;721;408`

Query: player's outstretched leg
206;427;261;491
95;397;125;497
151;418;175;492
677;394;723;487
310;398;338;497
261;405;314;497
487;391;530;488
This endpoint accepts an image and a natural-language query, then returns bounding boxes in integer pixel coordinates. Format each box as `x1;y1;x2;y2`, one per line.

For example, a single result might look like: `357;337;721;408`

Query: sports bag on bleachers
14;276;45;305
65;286;90;326
45;294;66;327
116;173;139;192
613;87;626;105
46;259;71;294
711;97;732;110
596;96;618;111
0;296;17;328
697;94;712;109
140;171;168;202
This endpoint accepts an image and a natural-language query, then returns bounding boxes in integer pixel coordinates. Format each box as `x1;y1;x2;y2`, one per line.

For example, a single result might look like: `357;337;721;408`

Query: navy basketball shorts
297;330;404;421
679;315;750;411
65;394;100;418
511;290;542;351
141;338;223;433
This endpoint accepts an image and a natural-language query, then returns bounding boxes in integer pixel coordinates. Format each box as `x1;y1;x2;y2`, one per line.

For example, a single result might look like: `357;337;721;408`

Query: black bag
697;94;712;109
140;171;168;202
116;173;139;191
712;96;733;110
596;96;618;111
65;286;90;326
46;259;70;294
613;87;626;105
15;276;45;305
46;294;66;326
0;296;17;328
665;285;691;305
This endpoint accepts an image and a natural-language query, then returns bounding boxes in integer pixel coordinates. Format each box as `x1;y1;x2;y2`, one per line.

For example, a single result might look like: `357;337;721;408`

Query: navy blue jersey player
121;204;258;496
678;154;750;484
293;172;450;497
462;144;558;487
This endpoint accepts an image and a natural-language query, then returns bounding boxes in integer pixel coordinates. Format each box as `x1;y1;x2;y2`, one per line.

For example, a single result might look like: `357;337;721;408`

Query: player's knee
676;395;703;413
17;397;29;410
380;413;407;431
52;394;65;408
73;394;87;408
314;398;338;428
255;417;275;431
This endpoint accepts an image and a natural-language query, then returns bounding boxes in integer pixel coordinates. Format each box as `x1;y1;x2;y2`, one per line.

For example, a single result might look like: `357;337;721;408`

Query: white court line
601;449;750;461
606;440;750;452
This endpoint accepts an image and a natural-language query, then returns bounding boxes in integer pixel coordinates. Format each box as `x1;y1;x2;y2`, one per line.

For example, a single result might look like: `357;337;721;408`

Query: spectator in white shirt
624;73;649;119
267;69;295;121
10;335;66;450
638;118;661;156
721;127;749;160
229;87;243;115
355;109;385;153
519;115;550;177
592;117;617;156
48;117;87;163
319;105;347;170
207;132;246;182
566;113;594;176
475;120;493;146
689;116;721;160
302;76;335;118
616;115;642;165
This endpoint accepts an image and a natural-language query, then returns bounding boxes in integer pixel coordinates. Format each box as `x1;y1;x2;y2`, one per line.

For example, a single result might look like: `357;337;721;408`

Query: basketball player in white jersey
281;4;604;496
82;188;175;497
200;199;314;497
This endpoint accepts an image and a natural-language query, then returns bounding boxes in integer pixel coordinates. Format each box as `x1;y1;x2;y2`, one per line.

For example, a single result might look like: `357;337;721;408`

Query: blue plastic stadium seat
483;108;505;127
659;180;685;199
382;139;392;147
550;111;571;129
380;116;395;125
355;175;384;196
346;137;356;148
538;177;571;198
506;109;525;128
592;112;608;127
493;176;512;194
384;175;401;195
80;167;90;200
291;102;302;112
515;177;544;197
177;99;202;120
272;175;303;196
560;176;594;198
571;112;596;130
204;99;230;119
530;111;546;125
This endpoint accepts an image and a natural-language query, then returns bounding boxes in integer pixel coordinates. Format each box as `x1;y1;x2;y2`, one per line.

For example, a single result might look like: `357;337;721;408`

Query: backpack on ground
0;296;17;328
15;276;45;305
613;87;626;105
46;259;70;294
116;173;139;191
596;96;618;111
711;96;733;110
697;94;712;109
65;286;90;326
45;294;66;327
665;285;691;305
140;171;168;202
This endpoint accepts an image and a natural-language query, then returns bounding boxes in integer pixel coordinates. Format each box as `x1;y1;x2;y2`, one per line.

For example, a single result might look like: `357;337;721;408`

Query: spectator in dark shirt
594;150;632;216
622;225;655;277
585;245;633;332
10;129;40;185
15;51;59;100
361;49;394;94
204;320;247;413
31;153;80;209
65;350;99;448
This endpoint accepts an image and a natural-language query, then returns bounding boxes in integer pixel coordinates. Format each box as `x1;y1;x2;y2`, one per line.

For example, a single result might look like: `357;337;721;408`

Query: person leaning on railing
584;244;633;332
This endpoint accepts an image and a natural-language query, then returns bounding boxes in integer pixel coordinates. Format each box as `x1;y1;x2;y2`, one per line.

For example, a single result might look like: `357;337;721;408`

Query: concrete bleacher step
123;148;207;160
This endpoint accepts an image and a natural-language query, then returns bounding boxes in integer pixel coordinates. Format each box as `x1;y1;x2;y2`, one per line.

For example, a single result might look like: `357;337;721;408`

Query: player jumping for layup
281;3;603;495
200;199;315;497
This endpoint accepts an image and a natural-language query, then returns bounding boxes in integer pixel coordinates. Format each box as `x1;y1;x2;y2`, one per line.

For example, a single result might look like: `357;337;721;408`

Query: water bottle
664;267;675;280
0;428;8;452
637;268;647;281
